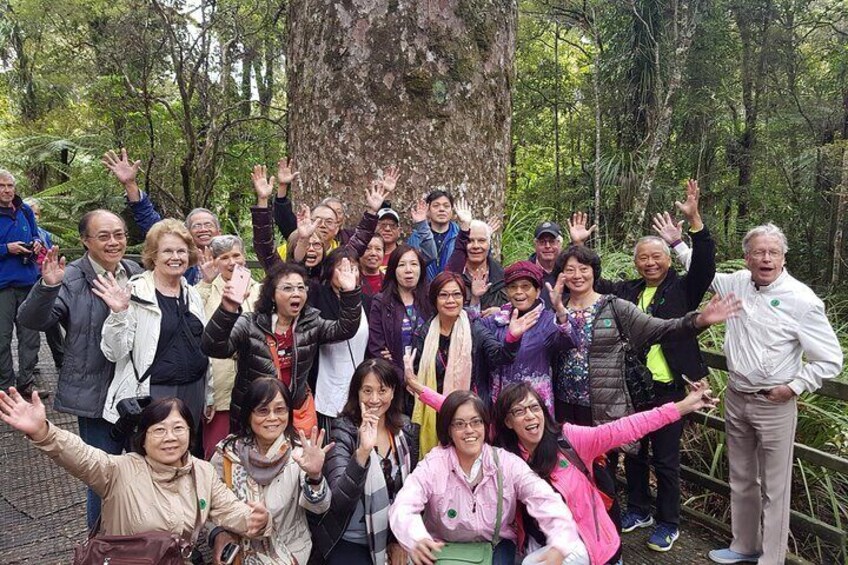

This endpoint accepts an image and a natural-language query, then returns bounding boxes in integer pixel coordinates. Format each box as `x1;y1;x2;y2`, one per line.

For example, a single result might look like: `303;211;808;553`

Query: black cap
534;221;562;239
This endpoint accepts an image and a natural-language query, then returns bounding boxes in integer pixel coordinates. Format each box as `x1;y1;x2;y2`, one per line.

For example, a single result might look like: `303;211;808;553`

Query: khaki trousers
725;386;797;565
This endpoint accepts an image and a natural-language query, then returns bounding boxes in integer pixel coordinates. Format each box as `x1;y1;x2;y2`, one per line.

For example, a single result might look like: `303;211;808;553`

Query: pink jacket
389;442;583;558
416;387;681;565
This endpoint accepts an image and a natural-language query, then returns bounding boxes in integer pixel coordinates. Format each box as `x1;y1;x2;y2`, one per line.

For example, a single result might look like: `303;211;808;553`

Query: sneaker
708;548;760;564
647;522;679;552
620;509;654;533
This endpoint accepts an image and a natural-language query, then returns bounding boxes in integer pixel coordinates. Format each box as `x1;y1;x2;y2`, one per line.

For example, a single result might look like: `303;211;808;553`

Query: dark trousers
44;323;64;368
326;538;372;565
0;286;40;390
623;383;686;526
555;400;592;426
78;416;125;528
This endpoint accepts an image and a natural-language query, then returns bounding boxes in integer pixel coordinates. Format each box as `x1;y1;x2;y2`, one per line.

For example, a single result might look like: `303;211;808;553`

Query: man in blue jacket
0;169;44;397
406;189;460;281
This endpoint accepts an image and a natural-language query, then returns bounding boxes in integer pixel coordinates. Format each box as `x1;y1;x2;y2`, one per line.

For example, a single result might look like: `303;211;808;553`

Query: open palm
0;388;47;438
292;426;334;478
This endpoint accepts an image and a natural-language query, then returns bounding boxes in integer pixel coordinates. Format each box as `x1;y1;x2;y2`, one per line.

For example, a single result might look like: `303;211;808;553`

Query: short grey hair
185;208;220;230
742;223;788;255
469;220;492;243
320;196;347;218
633;236;671;259
0;169;16;184
208;235;244;258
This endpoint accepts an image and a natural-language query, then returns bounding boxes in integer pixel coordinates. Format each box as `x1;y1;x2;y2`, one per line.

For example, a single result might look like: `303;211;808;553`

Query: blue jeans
77;416;124;529
493;539;516;565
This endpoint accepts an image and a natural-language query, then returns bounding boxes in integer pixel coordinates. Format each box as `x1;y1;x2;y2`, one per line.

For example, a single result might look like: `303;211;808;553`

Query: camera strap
129;349;155;385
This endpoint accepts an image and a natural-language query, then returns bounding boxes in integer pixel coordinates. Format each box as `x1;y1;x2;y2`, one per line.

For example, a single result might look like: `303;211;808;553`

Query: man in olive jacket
570;180;715;553
18;209;143;527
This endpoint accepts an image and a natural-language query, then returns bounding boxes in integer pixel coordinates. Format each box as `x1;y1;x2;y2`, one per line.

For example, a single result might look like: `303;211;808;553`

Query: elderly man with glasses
18;208;143;528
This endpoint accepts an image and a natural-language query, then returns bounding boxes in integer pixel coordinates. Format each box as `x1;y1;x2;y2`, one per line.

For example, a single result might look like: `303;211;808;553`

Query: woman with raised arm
0;390;270;561
209;378;332;565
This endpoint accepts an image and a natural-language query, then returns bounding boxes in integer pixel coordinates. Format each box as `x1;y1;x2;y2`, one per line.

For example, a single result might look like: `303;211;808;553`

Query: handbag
73;468;203;564
609;300;655;411
435;448;503;565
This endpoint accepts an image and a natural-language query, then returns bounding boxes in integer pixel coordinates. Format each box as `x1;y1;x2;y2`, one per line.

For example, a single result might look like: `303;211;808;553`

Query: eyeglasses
306;241;324;250
380;453;403;499
377;222;399;231
450;417;484;431
313;217;337;227
147;424;189;439
277;284;307;294
253;405;289;418
749;249;784;259
509;403;544;419
189;221;216;231
437;292;464;301
88;231;128;243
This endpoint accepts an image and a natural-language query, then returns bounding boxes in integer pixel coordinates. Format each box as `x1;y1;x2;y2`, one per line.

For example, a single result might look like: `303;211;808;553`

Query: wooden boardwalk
1;340;731;564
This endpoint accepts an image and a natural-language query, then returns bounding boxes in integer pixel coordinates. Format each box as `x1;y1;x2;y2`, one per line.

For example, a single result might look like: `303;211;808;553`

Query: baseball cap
534;221;562;239
377;208;400;223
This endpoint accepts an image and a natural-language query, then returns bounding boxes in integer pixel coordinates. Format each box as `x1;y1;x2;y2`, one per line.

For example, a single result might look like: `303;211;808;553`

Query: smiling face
436;280;464;320
187;211;220;249
153;233;190;278
83;212;128;270
249;391;289;447
214;245;246;282
274;273;308;319
377;218;400;247
562;256;595;296
449;401;485;460
534;234;561;264
396;250;421;291
504;393;545;450
312;205;339;244
143;407;191;467
467;224;490;266
745;234;786;286
361;236;384;273
427;196;453;227
634;240;671;287
505;278;539;313
358;371;395;421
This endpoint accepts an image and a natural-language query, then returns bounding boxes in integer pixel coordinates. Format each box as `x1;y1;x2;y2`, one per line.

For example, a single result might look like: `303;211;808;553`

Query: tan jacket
197;275;262;411
32;423;263;540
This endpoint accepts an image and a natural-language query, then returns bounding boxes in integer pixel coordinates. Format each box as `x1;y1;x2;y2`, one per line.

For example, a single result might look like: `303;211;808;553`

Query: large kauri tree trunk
287;0;516;225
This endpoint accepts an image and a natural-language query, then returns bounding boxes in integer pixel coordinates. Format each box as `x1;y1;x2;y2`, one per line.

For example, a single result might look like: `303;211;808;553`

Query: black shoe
17;383;50;401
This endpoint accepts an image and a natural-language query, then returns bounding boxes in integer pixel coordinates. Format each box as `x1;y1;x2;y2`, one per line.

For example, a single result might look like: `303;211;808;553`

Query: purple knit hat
504;260;544;288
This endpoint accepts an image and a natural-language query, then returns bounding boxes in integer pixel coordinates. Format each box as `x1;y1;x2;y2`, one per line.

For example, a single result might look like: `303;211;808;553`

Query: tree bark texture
287;0;516;225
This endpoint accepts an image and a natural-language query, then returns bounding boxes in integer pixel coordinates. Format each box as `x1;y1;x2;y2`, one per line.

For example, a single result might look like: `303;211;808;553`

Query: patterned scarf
412;310;473;458
363;430;413;565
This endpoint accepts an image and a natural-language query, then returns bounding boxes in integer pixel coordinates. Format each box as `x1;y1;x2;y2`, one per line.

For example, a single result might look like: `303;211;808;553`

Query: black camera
110;396;152;441
19;242;34;265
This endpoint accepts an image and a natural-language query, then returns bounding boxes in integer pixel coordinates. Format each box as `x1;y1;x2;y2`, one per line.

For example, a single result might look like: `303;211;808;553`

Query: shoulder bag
434;447;503;565
609;299;655;411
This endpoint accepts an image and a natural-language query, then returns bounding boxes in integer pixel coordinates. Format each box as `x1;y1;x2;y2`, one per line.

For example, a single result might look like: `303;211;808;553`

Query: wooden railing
681;350;848;565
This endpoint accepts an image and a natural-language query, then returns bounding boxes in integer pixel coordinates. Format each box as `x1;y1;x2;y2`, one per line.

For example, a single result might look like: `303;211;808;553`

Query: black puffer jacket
201;288;362;430
310;415;419;557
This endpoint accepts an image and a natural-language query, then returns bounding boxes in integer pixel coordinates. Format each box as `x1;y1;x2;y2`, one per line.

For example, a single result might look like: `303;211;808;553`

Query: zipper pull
472;499;476;513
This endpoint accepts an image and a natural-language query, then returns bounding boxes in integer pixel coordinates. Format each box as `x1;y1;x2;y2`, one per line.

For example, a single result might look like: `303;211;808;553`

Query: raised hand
335;257;358;291
41;246;66;286
410;198;428;223
403;348;423;395
380;165;400;193
220;279;248;313
695;293;742;328
454;198;472;230
296;204;317;239
91;273;131;313
507;304;542;338
102;148;141;186
652;211;683;245
470;270;491;299
0;387;49;441
245;500;270;536
276;156;300;194
675;179;701;223
488;217;502;235
545;273;567;315
251;164;276;206
567;212;597;245
356;403;379;464
198;246;219;283
292;426;335;480
366;179;391;214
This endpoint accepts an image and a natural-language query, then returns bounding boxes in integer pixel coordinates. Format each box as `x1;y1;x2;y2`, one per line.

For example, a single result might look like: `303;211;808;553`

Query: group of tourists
0;156;842;565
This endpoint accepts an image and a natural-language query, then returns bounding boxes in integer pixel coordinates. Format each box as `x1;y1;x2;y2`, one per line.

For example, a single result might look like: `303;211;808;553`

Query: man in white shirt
705;224;843;564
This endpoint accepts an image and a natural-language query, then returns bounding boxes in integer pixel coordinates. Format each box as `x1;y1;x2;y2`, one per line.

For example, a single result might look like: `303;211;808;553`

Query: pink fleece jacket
416;386;682;565
388;442;584;559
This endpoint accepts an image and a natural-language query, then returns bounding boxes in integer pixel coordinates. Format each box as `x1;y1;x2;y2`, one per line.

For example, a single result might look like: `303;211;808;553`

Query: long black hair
381;244;432;317
237;378;295;443
340;358;406;434
492;383;561;479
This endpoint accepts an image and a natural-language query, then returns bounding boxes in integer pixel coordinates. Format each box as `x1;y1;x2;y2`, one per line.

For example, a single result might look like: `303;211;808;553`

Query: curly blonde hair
141;218;199;270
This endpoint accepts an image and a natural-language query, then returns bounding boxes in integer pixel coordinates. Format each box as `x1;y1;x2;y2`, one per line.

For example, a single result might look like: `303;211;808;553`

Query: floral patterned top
556;298;604;407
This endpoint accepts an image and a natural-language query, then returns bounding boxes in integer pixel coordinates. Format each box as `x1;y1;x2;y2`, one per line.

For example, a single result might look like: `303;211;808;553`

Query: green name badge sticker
771;299;780;307
447;509;457;519
199;499;207;510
